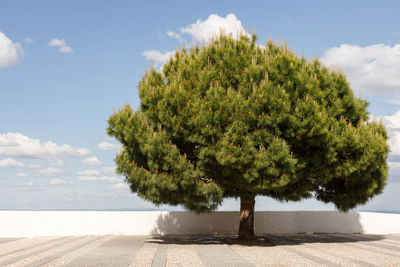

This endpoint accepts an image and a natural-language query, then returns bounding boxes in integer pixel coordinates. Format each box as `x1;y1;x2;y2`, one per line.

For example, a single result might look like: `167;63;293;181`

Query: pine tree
107;33;389;240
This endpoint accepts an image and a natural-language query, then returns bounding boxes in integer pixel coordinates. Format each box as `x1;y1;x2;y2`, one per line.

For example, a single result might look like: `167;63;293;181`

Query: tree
107;33;389;240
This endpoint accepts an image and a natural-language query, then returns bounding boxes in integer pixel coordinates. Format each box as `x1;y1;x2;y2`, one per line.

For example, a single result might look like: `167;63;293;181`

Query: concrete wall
0;211;399;237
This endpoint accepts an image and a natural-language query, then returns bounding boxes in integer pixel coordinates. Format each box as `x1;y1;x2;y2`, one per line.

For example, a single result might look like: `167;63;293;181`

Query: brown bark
238;195;255;240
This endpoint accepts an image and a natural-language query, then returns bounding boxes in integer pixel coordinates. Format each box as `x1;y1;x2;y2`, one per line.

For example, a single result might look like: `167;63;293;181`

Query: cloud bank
77;168;120;183
35;168;66;177
179;13;248;42
77;169;101;176
0;158;24;168
143;13;248;66
0;133;90;159
0;32;22;68
50;178;73;185
378;111;400;159
322;43;400;96
111;182;129;190
78;175;119;183
82;156;102;166
98;141;121;151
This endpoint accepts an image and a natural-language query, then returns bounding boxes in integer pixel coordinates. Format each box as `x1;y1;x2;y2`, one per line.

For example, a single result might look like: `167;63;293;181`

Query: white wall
0;211;399;237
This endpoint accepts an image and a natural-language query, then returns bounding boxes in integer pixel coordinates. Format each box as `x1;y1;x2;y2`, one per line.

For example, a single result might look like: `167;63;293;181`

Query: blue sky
1;0;400;211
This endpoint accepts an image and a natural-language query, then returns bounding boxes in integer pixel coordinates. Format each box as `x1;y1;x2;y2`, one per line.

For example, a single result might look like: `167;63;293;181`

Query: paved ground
0;234;400;266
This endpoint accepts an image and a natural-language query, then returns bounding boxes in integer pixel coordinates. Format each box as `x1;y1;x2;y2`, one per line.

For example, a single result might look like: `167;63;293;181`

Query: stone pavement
0;234;400;266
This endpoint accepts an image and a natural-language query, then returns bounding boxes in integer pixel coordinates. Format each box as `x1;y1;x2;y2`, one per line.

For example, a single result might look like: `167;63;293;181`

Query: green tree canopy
107;33;389;239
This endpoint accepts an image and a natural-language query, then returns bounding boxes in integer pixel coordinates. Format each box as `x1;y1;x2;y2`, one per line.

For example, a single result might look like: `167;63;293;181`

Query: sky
1;0;400;211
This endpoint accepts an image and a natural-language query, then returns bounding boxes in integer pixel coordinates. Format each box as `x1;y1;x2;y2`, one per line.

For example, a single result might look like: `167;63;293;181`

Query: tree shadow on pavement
222;233;386;247
147;235;228;245
147;233;386;247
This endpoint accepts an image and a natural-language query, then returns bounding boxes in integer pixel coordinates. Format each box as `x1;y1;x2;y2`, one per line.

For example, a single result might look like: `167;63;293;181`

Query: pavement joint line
64;235;146;267
196;236;254;267
0;236;80;267
221;237;260;267
165;243;204;267
358;237;400;247
284;246;343;267
340;242;400;261
333;233;400;253
298;234;379;267
129;241;158;267
386;235;400;242
266;234;345;267
42;236;113;267
0;237;66;258
313;234;400;260
228;242;320;267
0;238;23;245
217;236;258;267
28;236;102;267
321;252;378;267
349;233;400;248
378;239;400;246
152;242;167;267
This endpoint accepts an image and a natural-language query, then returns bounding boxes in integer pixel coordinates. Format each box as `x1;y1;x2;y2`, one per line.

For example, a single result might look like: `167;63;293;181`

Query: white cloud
35;168;66;177
77;169;101;176
179;13;248;42
391;129;400;150
82;156;102;166
98;141;121;151
380;111;400;130
111;182;129;190
23;38;33;44
0;132;90;159
52;160;65;167
102;166;116;175
16;181;34;187
0;158;24;168
77;167;120;183
78;175;120;183
142;50;175;65
386;131;400;157
322;43;400;96
375;111;400;158
0;31;23;68
16;172;27;177
47;38;73;53
50;178;74;185
166;31;183;42
143;13;248;66
28;163;41;169
388;161;400;182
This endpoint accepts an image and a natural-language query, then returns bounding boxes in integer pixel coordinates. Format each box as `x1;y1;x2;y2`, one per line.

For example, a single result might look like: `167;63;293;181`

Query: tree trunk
238;195;255;240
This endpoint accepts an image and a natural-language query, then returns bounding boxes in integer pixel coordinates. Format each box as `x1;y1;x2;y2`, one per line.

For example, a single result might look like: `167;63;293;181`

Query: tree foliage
107;33;389;213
